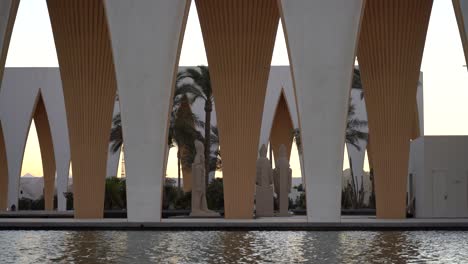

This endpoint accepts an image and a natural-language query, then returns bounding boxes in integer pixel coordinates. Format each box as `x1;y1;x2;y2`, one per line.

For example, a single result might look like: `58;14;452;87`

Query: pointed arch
270;91;294;161
33;92;56;210
0;122;8;210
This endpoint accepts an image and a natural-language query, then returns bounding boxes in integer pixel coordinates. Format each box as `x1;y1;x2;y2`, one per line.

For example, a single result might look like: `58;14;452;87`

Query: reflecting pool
0;231;467;263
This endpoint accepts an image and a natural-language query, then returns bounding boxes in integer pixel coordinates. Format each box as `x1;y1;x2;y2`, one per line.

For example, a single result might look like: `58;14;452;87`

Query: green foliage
292;128;302;155
206;178;224;210
288;198;295;209
369;168;376;209
174;191;191;210
19;197;43;210
58;178;126;211
162;178;180;210
65;192;73;210
341;183;354;209
109;113;123;154
295;184;304;192
162;177;224;211
104;177;126;210
18;195;58;210
295;193;306;210
346;103;368;151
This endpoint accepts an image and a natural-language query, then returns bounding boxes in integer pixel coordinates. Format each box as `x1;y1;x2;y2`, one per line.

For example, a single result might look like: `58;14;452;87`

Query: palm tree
110;113;123;154
292;128;305;187
104;177;125;210
346;103;368;151
168;94;204;190
352;68;364;99
176;66;214;187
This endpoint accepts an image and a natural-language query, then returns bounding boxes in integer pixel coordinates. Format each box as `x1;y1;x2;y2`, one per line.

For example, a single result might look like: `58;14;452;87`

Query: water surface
0;231;467;263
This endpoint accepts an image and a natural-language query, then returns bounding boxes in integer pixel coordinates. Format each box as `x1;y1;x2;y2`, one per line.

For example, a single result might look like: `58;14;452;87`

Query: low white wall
411;136;468;218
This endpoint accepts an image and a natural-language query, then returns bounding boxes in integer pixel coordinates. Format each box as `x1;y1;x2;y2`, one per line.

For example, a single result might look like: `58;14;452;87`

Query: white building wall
279;0;364;222
105;0;190;222
411;136;468;218
0;68;70;211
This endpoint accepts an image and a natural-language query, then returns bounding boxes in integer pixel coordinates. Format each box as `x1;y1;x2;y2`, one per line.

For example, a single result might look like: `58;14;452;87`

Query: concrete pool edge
0;218;468;231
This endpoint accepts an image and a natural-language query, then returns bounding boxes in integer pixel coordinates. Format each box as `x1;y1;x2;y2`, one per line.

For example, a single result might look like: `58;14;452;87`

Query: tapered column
357;0;433;219
34;94;56;211
270;93;294;161
0;123;7;211
196;0;279;219
47;0;117;218
0;0;18;85
454;0;468;67
279;0;364;222
105;0;190;222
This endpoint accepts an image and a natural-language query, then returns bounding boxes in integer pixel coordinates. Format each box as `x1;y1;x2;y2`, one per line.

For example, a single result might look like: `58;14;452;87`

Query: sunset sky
6;0;468;178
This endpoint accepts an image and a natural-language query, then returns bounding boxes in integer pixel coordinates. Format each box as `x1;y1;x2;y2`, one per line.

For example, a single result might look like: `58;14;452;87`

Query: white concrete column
40;68;70;211
279;0;365;222
105;0;191;222
1;69;38;209
0;0;18;84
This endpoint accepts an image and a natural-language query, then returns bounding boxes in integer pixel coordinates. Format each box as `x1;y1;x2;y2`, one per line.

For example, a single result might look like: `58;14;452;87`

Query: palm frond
175;83;206;102
110;113;123;154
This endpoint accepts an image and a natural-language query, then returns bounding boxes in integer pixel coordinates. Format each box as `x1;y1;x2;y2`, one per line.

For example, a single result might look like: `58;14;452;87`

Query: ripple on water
0;230;467;263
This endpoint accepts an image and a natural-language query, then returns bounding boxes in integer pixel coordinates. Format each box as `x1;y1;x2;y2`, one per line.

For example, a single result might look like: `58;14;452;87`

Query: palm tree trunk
269;142;273;167
177;149;181;191
204;99;212;187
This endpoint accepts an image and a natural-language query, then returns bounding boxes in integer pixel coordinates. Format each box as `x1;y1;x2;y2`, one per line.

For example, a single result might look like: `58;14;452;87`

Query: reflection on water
0;230;467;263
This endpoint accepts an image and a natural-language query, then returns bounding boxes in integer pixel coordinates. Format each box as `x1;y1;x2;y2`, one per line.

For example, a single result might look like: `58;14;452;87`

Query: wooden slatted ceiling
47;0;117;218
357;0;433;219
195;0;279;219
